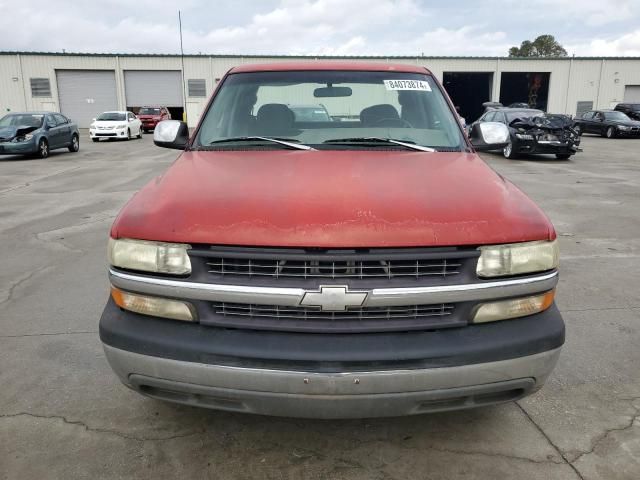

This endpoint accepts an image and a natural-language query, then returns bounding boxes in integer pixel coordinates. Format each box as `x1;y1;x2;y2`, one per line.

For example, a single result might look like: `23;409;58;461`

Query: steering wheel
373;117;413;128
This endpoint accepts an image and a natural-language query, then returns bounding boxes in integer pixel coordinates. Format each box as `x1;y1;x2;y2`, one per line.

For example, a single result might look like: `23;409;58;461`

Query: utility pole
179;10;188;124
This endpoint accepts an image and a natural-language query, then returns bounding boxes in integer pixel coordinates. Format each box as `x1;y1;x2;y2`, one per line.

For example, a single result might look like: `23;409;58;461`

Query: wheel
37;138;49;158
136;127;142;139
142;129;148;134
604;126;616;138
68;134;79;152
126;128;132;140
573;125;582;136
555;153;571;160
92;138;99;142
503;141;517;159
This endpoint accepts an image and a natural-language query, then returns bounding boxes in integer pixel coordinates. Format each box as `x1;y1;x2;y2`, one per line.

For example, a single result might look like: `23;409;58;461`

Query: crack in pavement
0;267;46;307
0;166;84;196
570;397;640;465
516;402;585;480
0;412;204;443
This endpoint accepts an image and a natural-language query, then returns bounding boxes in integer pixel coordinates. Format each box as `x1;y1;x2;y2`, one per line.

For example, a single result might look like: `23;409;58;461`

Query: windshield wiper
323;137;436;152
208;136;314;150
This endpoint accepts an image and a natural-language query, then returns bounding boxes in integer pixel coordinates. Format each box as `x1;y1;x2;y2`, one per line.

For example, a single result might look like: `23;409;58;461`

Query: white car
89;111;142;142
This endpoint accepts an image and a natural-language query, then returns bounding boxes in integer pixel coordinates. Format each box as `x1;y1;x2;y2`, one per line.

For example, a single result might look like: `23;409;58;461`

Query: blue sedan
0;112;80;158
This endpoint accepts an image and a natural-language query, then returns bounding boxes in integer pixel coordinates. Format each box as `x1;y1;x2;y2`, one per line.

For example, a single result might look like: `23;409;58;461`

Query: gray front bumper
103;344;561;418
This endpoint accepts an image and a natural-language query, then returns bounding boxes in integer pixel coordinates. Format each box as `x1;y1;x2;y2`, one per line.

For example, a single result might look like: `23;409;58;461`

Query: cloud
567;30;640;56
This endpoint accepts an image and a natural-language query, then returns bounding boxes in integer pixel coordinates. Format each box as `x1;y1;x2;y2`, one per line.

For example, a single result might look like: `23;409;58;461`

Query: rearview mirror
314;86;352;98
153;120;189;150
469;122;510;151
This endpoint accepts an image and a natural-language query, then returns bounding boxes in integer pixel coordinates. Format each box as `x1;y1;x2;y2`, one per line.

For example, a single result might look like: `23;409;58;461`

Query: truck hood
111;150;554;247
0;125;39;141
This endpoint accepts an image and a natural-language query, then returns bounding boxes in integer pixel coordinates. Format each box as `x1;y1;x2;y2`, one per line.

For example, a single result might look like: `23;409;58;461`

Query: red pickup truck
137;106;171;132
100;62;563;418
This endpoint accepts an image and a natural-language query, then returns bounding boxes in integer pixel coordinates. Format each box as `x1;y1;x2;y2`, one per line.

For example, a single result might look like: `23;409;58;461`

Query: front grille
205;257;461;280
206;301;463;333
214;302;454;320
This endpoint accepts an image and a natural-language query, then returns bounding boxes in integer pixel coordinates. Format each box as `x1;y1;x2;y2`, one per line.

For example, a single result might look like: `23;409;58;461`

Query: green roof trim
1;51;640;61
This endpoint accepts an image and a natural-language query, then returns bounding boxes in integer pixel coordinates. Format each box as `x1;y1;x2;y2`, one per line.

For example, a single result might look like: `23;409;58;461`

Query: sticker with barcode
384;79;431;91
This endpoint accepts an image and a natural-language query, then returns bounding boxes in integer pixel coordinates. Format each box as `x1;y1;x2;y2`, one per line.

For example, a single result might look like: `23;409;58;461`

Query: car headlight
108;238;191;274
117;124;127;129
15;133;34;142
515;133;534;140
476;240;559;278
618;125;630;131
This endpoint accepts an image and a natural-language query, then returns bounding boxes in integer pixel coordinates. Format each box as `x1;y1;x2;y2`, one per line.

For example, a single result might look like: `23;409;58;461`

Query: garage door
56;70;118;128
124;71;183;107
623;85;640;102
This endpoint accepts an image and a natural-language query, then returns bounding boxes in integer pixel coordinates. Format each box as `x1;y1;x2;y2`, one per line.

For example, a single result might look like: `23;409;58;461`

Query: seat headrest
256;103;294;135
360;104;400;126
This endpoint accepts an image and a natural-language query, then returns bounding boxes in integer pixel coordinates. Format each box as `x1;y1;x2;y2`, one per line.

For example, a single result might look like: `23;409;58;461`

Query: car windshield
139;108;161;115
97;112;126;121
604;111;630;121
194;70;465;151
0;114;44;128
505;110;544;123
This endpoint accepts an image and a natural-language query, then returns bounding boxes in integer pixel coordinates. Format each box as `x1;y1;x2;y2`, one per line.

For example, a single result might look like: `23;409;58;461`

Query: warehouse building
1;52;640;128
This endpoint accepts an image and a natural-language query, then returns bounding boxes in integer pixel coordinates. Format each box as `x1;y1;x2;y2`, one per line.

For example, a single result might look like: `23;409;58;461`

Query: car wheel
126;128;131;141
37;138;49;159
573;125;582;136
555;153;571;160
68;134;79;152
137;127;142;139
605;126;616;138
503;141;517;159
92;138;99;142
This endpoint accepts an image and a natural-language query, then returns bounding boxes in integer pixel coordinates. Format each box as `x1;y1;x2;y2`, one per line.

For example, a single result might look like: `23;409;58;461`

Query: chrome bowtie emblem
300;286;368;311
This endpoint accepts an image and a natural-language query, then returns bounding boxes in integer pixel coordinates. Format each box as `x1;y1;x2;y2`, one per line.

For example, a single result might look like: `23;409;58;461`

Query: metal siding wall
623;86;640;102
4;53;640;123
56;70;118;127
0;55;27;112
124;70;183;107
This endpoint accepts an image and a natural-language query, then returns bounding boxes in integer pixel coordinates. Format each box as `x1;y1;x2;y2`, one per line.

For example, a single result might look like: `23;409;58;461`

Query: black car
574;110;640;138
614;103;640;121
473;108;580;159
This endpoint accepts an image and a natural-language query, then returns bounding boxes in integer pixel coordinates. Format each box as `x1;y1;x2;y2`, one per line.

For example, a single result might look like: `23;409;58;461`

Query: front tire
136;127;142;139
37;138;49;158
555;153;571;160
503;141;517;159
126;128;132;141
92;138;99;142
68;134;79;152
604;126;616;138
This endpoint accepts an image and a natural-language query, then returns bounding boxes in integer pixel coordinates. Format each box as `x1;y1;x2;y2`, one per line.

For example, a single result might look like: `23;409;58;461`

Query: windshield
97;112;126;121
604;111;630;121
505;110;543;123
194;71;465;151
0;114;44;128
139;108;161;115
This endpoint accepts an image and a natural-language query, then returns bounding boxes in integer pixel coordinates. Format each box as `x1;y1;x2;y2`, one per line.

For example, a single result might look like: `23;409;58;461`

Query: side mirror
469;122;510;151
153;120;189;150
92;118;96;122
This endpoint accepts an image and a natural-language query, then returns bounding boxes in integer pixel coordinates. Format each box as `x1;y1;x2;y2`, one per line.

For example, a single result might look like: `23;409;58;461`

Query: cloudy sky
1;0;640;57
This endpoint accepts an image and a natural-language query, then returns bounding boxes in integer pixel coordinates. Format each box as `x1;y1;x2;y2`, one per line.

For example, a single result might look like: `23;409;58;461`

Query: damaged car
474;108;580;159
0;112;79;158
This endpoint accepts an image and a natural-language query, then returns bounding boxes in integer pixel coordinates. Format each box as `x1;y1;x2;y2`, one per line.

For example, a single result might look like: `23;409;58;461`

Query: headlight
476;240;559;278
111;287;195;321
618;125;630;131
15;134;34;142
117;124;127;129
515;133;534;140
472;290;555;323
108;238;191;274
